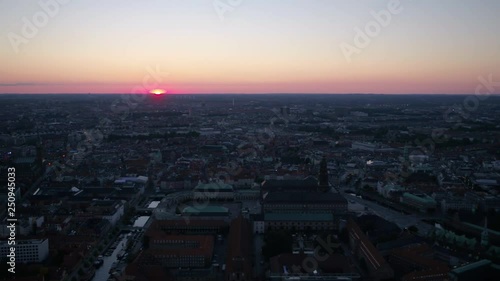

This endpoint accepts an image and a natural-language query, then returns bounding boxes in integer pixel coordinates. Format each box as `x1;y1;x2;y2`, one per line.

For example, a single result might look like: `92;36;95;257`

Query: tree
254;175;264;184
359;257;368;272
262;230;293;260
318;157;329;191
32;222;38;235
126;240;133;250
305;226;313;234
143;235;150;249
339;228;348;243
51;250;65;266
408;225;419;234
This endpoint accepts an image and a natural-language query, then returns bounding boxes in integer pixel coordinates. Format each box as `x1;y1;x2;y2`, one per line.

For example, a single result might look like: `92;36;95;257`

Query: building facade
0;239;49;263
193;182;234;201
347;219;394;281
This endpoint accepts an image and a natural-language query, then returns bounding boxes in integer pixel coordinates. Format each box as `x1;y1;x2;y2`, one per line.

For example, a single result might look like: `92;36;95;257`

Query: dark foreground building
225;215;253;281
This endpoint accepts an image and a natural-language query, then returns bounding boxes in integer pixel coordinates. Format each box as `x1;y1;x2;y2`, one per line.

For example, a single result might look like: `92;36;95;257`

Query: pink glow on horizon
0;80;482;95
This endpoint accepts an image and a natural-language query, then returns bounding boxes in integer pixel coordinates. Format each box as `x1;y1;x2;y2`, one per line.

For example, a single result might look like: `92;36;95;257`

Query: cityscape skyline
2;93;500;280
2;2;500;280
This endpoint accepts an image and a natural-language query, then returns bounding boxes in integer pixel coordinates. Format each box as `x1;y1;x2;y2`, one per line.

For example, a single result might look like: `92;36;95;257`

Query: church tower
318;157;329;192
403;144;409;161
35;125;45;176
481;217;489;247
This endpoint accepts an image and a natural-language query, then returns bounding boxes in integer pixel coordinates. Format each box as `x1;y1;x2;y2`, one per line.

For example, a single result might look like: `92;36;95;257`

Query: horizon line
1;92;499;96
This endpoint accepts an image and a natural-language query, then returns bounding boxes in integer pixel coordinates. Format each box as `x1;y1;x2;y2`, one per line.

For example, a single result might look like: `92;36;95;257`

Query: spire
403;143;409;161
481;217;489;247
318;157;329;192
35;122;44;175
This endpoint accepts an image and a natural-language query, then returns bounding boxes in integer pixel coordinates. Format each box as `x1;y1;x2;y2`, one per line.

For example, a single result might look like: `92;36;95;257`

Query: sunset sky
1;0;499;94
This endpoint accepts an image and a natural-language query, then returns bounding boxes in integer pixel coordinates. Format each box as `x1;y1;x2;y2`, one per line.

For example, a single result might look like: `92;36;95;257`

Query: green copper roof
265;213;333;222
182;205;229;214
194;182;233;191
451;259;491;275
403;192;436;204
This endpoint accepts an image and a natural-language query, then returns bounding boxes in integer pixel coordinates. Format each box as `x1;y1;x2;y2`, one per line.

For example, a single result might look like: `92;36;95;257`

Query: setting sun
150;89;166;95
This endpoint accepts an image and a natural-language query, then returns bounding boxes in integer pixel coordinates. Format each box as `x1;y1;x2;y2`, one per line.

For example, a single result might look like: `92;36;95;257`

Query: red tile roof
347;218;387;270
225;216;253;280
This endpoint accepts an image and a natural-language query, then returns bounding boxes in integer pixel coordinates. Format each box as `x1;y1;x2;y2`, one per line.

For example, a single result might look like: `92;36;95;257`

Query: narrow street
253;234;264;277
93;235;129;281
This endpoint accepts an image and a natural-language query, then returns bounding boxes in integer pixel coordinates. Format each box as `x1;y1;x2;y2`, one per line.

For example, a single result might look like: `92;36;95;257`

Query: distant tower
280;106;290;115
35;124;44;176
120;156;127;177
403;144;409;161
36;143;43;175
481;217;489;247
318;157;329;192
232;98;235;107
